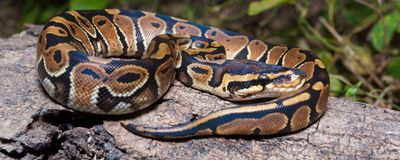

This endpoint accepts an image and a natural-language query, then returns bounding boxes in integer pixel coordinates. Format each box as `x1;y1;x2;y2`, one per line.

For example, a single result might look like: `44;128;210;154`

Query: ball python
36;9;330;139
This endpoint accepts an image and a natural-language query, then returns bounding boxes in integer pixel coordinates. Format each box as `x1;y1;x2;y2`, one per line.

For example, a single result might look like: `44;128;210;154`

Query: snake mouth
259;67;306;92
263;68;307;94
264;78;306;93
228;73;306;101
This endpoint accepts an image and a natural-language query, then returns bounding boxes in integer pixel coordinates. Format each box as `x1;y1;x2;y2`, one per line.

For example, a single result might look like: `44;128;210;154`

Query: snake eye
258;73;271;84
258;73;269;81
193;40;208;49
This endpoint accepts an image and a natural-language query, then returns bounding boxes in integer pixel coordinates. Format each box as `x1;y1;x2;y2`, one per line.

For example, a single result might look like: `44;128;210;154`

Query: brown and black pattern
92;15;124;56
106;9;137;56
205;28;249;59
50;16;95;55
37;9;330;139
173;22;202;36
246;40;268;61
138;12;167;51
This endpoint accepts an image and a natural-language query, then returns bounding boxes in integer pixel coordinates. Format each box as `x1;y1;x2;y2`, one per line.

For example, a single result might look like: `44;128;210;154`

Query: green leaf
329;77;343;95
386;57;400;80
247;0;294;16
69;0;109;10
370;11;399;51
327;0;336;25
181;6;196;21
342;1;373;26
20;5;40;24
39;7;57;23
345;82;362;97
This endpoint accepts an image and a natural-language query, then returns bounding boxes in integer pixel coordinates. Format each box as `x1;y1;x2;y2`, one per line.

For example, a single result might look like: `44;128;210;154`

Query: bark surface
0;25;399;159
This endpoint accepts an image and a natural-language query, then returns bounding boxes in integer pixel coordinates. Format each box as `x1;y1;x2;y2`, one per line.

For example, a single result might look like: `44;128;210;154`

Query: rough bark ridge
0;25;399;159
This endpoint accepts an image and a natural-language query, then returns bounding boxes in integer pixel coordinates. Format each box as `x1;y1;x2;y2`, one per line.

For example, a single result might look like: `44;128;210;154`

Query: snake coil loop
37;9;329;139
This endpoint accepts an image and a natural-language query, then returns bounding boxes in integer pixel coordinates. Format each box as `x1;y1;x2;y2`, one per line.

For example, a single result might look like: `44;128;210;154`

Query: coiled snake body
37;9;329;139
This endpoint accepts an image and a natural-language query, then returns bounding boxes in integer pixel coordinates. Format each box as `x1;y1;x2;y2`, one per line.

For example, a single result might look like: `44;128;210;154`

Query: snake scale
36;9;330;139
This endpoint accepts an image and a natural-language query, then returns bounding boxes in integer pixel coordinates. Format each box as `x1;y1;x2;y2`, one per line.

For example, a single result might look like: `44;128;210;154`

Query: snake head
260;68;306;95
182;37;226;61
228;63;306;101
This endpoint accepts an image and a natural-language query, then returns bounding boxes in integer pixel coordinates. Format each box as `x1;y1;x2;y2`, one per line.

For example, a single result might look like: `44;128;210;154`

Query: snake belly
36;9;330;139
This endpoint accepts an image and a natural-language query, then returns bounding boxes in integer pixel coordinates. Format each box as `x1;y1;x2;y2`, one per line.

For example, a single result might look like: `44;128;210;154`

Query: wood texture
0;25;398;159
